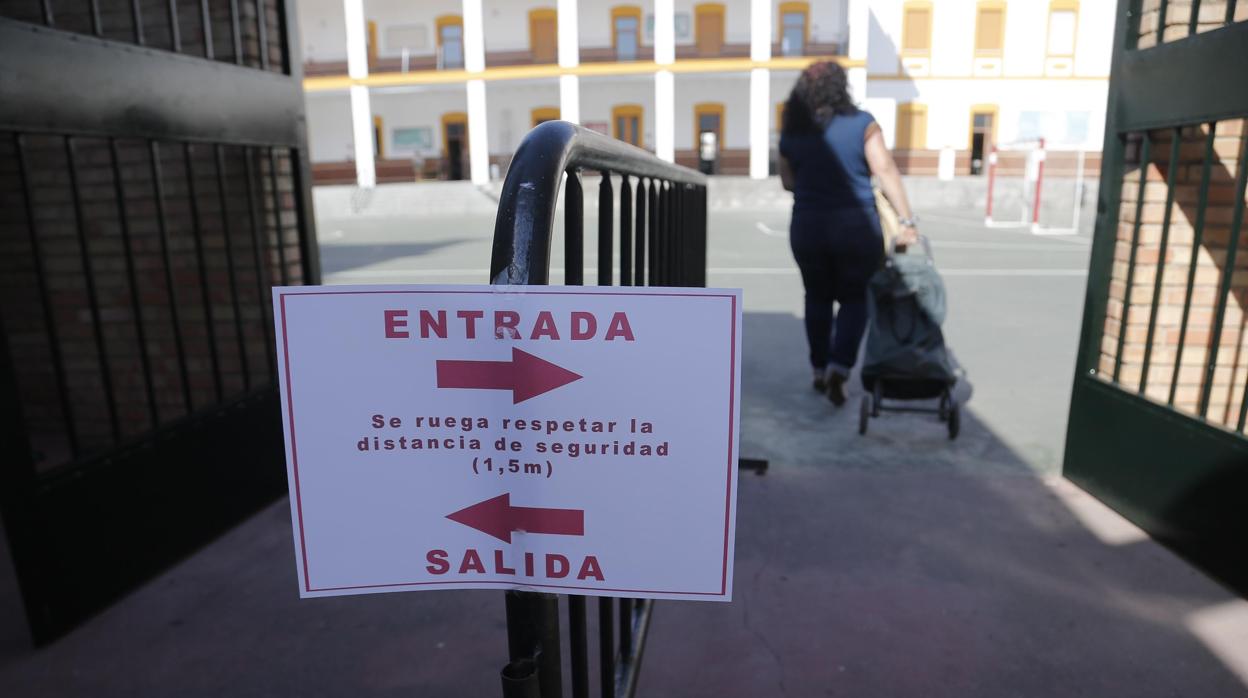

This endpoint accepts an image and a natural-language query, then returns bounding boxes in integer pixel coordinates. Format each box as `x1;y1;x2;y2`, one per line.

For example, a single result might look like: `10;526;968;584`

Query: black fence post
505;591;563;698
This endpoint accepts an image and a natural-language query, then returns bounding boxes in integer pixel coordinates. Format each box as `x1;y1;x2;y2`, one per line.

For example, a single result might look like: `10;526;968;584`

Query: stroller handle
891;234;934;262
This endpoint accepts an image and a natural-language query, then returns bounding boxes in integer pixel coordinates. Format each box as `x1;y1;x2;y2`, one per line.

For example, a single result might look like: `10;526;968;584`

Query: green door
1065;0;1248;593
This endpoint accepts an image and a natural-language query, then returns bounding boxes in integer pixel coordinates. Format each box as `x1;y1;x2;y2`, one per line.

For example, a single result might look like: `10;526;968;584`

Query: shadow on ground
0;313;1244;697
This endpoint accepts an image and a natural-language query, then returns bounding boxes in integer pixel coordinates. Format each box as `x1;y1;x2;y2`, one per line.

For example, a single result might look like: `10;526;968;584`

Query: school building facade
298;0;1113;185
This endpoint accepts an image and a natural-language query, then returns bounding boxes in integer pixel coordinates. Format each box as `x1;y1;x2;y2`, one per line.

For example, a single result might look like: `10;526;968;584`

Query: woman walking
779;61;920;406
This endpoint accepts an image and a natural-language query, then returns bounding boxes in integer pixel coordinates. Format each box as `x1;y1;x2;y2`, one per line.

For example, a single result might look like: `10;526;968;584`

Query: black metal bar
228;0;243;63
183;143;224;402
286;147;321;284
150;141;195;414
564;170;583;285
1198;127;1248;417
266;148;290;285
131;0;145;44
504;591;562;698
501;659;541;698
256;0;270;70
618;598;633;658
65;137;122;444
1169;123;1217;406
89;0;102;35
1156;0;1169;46
1113;134;1151;384
200;0;215;59
214;145;251;389
40;0;54;26
1139;128;1183;394
620;175;633;286
13;134;79;459
653;184;663;288
615;599;654;698
109;139;159;429
598;173;613;285
599;597;615;698
634;179;646;287
242;147;276;377
490;122;705;285
168;0;182;52
1189;0;1202;37
1227;0;1239;23
568;595;589;698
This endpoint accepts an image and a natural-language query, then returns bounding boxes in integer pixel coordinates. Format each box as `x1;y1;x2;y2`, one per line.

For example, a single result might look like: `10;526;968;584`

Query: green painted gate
1065;0;1248;592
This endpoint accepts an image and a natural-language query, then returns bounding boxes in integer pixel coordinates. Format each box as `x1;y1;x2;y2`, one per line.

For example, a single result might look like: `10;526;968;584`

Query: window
436;15;464;69
694;4;725;57
901;1;933;54
974;1;1006;56
1046;1;1077;56
694;103;725;151
532;107;560;127
530;8;558;64
778;2;809;57
612;6;642;61
612;105;643;147
384;24;429;55
895;104;927;149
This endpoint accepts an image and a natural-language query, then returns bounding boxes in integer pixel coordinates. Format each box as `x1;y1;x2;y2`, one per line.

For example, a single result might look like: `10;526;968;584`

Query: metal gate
0;0;317;642
490;121;708;697
1065;0;1248;592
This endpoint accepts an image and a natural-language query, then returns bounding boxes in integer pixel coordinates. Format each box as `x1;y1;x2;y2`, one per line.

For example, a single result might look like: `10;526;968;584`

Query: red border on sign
279;289;738;596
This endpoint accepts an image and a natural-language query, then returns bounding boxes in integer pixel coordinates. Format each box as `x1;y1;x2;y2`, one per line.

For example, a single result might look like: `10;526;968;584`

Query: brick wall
1137;0;1248;48
0;135;305;472
1098;121;1248;428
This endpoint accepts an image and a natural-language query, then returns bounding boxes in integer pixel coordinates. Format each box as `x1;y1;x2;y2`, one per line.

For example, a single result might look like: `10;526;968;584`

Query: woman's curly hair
782;61;856;136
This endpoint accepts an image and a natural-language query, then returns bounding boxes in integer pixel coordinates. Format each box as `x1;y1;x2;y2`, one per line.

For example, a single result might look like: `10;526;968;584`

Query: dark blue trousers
789;206;883;375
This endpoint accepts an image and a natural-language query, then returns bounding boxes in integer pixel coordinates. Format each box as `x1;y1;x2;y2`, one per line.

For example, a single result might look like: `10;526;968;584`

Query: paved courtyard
1;181;1246;696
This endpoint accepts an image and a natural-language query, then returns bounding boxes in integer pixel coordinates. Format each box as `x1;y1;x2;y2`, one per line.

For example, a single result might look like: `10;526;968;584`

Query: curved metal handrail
489;120;707;284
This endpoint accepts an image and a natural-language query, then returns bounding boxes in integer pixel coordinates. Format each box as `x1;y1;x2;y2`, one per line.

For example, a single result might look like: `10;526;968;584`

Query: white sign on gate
274;285;742;601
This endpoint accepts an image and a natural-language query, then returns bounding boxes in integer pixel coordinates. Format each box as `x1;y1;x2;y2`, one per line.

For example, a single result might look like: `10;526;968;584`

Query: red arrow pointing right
436;347;582;403
446;493;585;544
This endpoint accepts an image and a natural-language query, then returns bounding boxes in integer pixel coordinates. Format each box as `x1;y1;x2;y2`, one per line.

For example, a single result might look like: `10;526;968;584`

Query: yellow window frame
529;8;558;62
1045;0;1079;59
895;103;927;150
777;1;810;45
967;104;999;150
441;111;468;156
531;106;560;127
611;6;643;54
973;0;1007;57
901;1;933;55
612;104;644;148
693;102;726;149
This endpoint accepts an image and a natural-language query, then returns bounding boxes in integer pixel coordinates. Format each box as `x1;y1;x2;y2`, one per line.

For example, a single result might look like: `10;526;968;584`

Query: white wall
484;80;564;154
298;0;347;63
579;75;657;148
306;92;354;161
370;86;469;158
673;72;751;149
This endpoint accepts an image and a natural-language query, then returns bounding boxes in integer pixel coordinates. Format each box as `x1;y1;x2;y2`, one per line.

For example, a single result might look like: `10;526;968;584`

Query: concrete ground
1;180;1246;696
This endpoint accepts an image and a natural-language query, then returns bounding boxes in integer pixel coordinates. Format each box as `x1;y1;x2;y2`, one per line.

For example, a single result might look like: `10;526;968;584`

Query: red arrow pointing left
446;493;585;544
436;347;582;403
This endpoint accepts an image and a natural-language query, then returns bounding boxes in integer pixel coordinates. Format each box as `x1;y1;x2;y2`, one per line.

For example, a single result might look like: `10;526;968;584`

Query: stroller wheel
938;391;950;422
948;404;961;440
871;381;882;418
858;395;870;435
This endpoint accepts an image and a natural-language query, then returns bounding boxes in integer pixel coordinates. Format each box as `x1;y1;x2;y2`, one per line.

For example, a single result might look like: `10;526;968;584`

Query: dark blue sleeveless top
780;109;876;212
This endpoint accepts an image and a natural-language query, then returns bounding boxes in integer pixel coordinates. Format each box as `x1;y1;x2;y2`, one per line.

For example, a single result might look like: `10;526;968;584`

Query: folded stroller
858;237;962;439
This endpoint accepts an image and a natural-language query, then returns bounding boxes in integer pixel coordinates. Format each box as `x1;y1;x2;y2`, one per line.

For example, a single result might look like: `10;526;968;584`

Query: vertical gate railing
0;0;317;642
1065;0;1248;592
490;121;708;698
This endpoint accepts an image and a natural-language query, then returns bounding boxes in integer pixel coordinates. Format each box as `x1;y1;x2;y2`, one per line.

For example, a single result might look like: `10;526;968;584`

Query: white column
748;0;771;179
557;0;579;122
462;0;489;184
654;0;675;162
342;0;373;187
349;86;375;188
847;0;869;105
